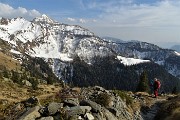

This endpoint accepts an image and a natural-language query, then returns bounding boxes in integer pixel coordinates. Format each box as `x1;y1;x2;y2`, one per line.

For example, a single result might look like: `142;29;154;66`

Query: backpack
154;80;161;89
157;80;161;89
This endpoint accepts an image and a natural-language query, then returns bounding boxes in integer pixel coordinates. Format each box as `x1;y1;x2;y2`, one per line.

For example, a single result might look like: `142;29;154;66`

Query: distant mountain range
0;15;180;92
171;45;180;52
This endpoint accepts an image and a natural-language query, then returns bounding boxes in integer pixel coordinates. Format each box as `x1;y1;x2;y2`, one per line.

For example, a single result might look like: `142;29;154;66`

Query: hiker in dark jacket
153;78;161;98
149;79;154;95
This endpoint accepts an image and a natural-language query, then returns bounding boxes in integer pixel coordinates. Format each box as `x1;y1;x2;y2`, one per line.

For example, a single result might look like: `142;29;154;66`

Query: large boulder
17;106;41;120
63;98;79;106
64;106;91;117
47;102;63;115
80;100;101;113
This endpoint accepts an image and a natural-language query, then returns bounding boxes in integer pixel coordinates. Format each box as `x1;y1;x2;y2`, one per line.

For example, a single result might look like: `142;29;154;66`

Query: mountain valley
0;14;180;120
0;15;180;92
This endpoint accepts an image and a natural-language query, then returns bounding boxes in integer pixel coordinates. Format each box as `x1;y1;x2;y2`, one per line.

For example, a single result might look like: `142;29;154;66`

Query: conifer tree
11;70;23;85
172;86;177;94
47;76;54;84
136;70;150;93
29;77;38;90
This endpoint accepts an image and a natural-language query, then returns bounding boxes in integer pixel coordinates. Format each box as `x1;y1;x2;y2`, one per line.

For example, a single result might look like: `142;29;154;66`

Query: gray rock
102;108;118;120
94;86;105;91
65;106;91;117
92;113;104;120
11;103;23;112
64;98;79;106
92;110;118;120
107;107;120;117
84;113;94;120
53;112;63;120
39;116;54;120
80;100;101;113
48;102;63;115
68;115;79;120
17;106;41;120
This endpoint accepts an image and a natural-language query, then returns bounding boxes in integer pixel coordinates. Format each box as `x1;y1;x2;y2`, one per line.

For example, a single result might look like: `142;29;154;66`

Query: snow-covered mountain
0;15;114;63
0;15;180;82
104;37;180;78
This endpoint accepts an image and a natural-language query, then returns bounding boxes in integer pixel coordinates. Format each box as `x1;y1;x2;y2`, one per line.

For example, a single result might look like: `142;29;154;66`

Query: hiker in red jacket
153;78;161;98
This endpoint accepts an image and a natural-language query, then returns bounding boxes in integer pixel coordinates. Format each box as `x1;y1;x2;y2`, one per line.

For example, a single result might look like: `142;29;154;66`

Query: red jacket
153;80;161;89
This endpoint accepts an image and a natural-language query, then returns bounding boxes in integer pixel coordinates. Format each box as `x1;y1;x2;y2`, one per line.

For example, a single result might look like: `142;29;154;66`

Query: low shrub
93;93;111;107
113;90;133;105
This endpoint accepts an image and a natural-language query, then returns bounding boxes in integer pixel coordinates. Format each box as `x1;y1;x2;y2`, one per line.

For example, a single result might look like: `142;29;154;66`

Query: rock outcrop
6;86;177;120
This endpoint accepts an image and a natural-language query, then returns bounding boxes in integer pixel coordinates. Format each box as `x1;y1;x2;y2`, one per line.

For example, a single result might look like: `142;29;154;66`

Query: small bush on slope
113;90;133;105
93;93;111;107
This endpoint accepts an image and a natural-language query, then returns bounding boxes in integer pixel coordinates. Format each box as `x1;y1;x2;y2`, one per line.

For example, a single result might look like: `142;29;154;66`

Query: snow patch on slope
117;56;150;66
174;51;180;56
30;35;73;61
0;17;42;44
10;49;21;54
155;60;164;65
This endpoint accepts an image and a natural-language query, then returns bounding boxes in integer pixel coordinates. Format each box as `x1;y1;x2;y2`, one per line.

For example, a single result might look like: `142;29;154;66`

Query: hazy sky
0;0;180;48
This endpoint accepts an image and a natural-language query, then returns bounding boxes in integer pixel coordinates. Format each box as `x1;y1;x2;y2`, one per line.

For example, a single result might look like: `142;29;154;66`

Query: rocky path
141;98;167;120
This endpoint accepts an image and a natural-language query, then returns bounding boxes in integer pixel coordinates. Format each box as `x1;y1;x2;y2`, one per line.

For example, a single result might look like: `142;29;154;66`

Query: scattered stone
7;86;163;120
84;113;94;120
78;115;83;120
22;80;32;87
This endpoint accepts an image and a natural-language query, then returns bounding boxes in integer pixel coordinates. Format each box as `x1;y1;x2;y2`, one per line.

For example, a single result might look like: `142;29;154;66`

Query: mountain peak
33;14;55;24
41;14;49;18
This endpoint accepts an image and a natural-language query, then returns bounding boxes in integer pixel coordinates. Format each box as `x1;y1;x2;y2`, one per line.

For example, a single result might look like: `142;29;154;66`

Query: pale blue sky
0;0;180;48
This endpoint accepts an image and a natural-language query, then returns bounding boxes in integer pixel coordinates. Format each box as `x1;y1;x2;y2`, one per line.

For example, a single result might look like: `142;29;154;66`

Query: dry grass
0;79;61;118
0;52;21;71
